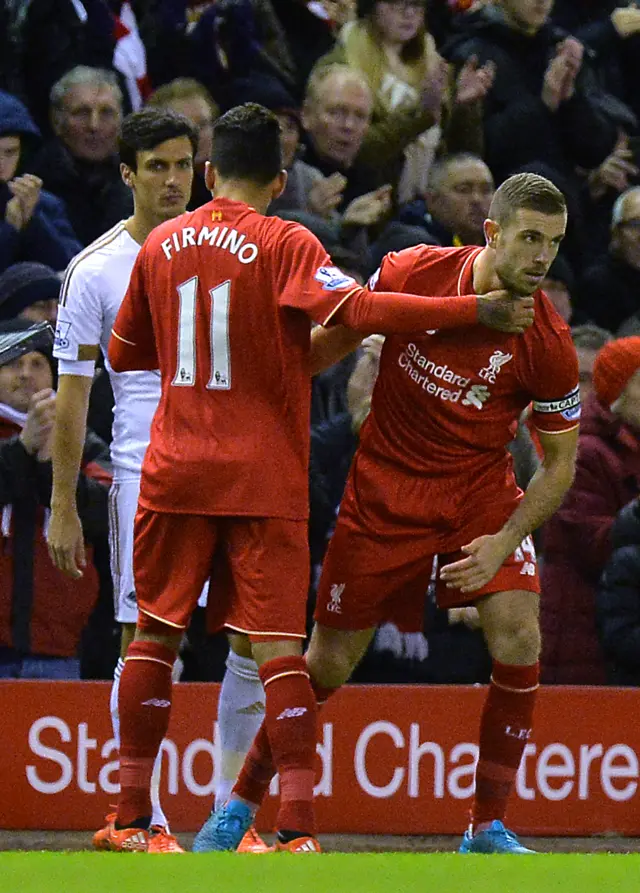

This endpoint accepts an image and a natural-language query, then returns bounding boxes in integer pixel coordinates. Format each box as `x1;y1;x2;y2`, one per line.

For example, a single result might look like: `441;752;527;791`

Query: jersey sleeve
366;249;415;294
108;248;158;371
276;224;360;324
54;260;102;378
527;328;581;434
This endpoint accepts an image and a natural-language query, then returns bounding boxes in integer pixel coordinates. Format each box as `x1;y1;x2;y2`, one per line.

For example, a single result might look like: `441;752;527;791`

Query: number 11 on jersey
173;276;231;390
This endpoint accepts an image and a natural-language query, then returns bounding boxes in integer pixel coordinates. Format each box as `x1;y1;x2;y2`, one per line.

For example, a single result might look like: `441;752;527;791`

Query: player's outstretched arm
47;375;93;579
441;427;578;593
310;325;364;376
330;287;534;335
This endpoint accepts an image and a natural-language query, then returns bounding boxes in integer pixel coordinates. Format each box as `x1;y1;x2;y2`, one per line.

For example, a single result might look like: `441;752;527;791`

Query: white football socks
215;649;265;811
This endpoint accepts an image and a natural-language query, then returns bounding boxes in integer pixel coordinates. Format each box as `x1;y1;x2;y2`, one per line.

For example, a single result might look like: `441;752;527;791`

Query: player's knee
488;620;540;665
135;613;182;651
306;644;356;689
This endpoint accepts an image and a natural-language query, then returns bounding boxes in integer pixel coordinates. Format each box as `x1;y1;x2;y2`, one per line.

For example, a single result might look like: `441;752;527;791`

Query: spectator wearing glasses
577;187;640;334
28;66;133;247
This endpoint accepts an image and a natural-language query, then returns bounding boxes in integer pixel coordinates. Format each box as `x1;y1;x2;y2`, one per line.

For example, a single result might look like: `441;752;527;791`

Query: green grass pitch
2;852;639;893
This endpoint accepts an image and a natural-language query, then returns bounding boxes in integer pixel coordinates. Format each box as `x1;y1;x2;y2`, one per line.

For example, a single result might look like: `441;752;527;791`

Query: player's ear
484;218;499;249
271;170;288;201
204;161;216;193
120;162;134;189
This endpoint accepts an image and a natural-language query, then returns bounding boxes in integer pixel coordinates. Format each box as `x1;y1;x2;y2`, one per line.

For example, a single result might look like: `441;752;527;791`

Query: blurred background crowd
2;0;640;688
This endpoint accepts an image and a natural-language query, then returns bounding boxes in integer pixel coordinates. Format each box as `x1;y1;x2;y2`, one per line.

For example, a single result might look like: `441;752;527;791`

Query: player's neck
212;184;270;215
471;246;502;295
124;213;165;246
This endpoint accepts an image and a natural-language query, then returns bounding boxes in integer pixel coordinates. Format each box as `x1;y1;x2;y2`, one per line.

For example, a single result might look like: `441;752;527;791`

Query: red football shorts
314;465;539;632
133;509;309;639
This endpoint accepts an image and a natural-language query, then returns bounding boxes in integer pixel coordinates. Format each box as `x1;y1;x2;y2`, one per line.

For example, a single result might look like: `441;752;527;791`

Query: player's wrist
495;526;523;558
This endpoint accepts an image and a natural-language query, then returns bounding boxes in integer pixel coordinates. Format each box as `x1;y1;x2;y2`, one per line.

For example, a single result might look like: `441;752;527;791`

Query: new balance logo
276;707;308;720
327;583;345;613
237;701;265;715
141;699;171;708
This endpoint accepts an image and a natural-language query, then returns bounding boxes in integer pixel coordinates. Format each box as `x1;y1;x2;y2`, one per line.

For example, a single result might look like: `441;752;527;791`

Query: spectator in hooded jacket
596;495;640;686
0;90;81;274
541;335;640;684
0;318;111;679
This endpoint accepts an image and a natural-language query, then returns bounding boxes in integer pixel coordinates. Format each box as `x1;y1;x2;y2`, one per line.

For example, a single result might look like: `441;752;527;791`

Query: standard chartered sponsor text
398;343;471;402
25;716;637;803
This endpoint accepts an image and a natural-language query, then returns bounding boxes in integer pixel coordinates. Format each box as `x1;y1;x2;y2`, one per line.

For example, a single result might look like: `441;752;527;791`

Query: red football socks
233;679;336;811
472;660;539;831
116;640;175;828
232;656;326;835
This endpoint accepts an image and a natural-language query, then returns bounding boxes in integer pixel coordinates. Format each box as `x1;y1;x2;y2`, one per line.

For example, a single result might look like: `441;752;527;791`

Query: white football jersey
54;221;160;481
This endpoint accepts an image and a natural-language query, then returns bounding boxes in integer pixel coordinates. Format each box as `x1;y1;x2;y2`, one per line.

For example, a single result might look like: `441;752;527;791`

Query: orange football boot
148;825;185;853
93;815;149;852
273;836;322;853
236;826;270;853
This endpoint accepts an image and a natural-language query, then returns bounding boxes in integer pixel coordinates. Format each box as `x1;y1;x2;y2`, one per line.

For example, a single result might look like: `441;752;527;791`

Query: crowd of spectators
2;0;640;686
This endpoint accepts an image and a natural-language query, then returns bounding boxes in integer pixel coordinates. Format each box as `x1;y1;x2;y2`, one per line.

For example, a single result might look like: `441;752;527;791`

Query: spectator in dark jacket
551;0;640;124
596;496;640;686
541;335;640;684
0;318;111;679
442;0;619;191
397;152;494;247
9;0;117;136
0;90;81;274
28;66;133;246
580;187;640;335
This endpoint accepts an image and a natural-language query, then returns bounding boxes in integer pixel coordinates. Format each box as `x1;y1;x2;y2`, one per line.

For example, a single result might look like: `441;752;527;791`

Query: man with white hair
29;66;132;246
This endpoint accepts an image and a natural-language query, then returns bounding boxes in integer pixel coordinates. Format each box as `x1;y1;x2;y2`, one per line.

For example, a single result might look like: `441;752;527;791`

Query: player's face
615;368;640;430
129;136;194;221
491;208;567;297
0;351;53;413
164;95;216;168
55;84;122;162
427;159;494;244
303;76;372;167
501;0;553;35
0;135;21;183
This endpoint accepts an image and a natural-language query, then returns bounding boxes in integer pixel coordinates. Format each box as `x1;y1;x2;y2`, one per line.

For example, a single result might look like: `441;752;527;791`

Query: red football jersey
111;197;361;517
361;245;580;482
